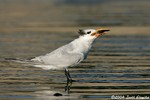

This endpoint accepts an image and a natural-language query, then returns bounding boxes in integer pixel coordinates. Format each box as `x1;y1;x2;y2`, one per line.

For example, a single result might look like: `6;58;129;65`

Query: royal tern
30;28;110;82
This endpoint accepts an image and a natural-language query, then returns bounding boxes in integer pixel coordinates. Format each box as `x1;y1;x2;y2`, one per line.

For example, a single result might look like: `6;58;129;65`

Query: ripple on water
0;32;150;99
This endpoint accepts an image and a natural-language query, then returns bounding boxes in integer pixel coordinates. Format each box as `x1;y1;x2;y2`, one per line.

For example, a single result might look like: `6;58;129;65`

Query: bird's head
78;28;110;41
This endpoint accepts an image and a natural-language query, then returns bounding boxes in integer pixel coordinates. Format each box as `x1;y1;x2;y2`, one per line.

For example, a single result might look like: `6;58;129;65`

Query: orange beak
92;28;110;37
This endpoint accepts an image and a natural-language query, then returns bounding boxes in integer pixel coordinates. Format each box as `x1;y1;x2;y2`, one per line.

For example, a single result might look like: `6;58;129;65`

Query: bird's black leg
65;68;72;82
65;68;72;94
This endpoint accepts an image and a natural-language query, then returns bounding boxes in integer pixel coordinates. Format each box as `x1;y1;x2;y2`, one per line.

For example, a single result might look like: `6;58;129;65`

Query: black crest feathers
78;29;85;35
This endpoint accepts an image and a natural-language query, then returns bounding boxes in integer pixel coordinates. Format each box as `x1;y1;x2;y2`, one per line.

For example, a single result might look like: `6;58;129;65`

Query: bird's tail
4;57;35;65
4;57;60;70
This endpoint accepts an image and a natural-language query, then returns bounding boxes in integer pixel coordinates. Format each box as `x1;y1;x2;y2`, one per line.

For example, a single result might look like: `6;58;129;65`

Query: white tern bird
30;28;110;82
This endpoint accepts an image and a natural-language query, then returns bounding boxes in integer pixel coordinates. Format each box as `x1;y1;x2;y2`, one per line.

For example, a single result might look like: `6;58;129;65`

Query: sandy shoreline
0;26;150;35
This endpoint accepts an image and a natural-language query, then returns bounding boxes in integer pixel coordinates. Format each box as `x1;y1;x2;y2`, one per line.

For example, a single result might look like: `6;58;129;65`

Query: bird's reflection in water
65;79;72;94
34;80;77;100
53;80;72;96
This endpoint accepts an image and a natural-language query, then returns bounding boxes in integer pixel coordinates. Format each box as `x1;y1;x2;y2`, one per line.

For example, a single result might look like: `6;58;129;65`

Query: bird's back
31;42;85;69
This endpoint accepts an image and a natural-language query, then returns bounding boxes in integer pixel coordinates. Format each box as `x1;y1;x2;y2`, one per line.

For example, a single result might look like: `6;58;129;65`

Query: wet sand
1;26;150;35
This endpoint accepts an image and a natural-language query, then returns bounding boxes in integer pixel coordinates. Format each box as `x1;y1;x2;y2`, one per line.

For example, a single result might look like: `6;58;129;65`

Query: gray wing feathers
31;43;84;68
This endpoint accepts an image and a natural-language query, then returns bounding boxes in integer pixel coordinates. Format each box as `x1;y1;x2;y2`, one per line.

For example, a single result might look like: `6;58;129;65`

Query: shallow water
0;30;150;100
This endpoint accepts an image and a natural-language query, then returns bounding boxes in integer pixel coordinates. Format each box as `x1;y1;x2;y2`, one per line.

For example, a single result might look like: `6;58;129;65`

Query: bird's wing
31;43;84;68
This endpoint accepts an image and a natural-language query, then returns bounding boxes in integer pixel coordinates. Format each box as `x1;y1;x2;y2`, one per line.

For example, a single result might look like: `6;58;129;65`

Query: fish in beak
92;28;110;37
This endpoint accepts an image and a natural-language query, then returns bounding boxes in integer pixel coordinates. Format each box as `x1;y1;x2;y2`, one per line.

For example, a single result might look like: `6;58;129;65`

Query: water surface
0;30;150;100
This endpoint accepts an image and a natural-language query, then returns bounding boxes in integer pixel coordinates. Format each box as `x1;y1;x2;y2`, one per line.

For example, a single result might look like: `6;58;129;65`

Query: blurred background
0;0;149;27
0;0;150;100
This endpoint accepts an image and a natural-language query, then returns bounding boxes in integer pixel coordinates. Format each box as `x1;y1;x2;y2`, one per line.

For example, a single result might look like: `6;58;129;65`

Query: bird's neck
71;36;95;54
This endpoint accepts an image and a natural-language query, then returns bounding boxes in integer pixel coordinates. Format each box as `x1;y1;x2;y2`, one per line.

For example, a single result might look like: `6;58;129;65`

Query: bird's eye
87;31;91;34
